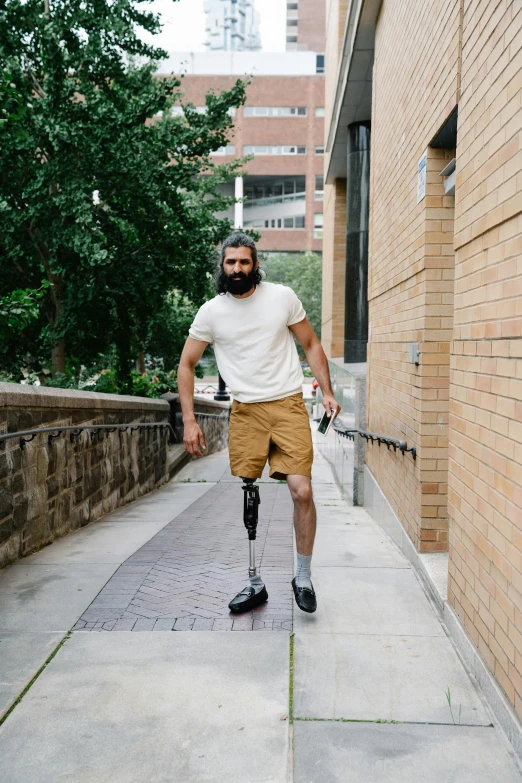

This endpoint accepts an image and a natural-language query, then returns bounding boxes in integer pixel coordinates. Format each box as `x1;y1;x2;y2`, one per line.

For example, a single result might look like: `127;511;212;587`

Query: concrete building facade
323;0;522;732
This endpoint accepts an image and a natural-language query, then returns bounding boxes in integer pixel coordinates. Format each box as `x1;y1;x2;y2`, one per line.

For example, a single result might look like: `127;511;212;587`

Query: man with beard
178;233;341;614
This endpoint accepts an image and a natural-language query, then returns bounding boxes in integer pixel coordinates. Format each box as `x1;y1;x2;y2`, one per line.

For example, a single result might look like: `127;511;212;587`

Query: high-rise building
204;0;261;52
286;0;325;55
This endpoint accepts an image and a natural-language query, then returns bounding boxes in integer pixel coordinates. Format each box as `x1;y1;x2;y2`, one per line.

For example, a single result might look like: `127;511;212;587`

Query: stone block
85;465;101;497
46;475;59;499
0;454;9;481
12;472;25;495
7;409;37;433
27;486;46;521
0;517;13;544
12;496;28;531
0;481;13;520
36;448;49;484
74;483;84;504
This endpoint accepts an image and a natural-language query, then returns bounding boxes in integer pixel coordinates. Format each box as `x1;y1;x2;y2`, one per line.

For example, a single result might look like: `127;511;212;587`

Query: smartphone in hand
317;408;337;436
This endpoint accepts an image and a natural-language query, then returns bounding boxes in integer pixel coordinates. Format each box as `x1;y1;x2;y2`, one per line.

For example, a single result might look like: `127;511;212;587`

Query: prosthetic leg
228;478;269;614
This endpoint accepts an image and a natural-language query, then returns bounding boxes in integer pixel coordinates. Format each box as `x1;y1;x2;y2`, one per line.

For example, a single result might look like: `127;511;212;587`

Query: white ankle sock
249;574;265;594
296;554;312;590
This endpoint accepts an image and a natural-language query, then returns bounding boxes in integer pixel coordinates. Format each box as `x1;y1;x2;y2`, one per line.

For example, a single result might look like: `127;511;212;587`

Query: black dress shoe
228;584;268;614
292;578;317;613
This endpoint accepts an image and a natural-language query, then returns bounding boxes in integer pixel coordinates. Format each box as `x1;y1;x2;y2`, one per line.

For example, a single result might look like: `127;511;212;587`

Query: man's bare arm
289;318;341;417
178;337;209;456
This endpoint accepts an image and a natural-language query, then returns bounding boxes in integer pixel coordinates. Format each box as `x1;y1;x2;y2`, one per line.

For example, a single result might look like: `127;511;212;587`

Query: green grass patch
289;633;295;724
0;631;72;728
294;717;400;724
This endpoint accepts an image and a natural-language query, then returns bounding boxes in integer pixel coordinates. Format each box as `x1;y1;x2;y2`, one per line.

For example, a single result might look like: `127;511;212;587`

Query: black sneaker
292;578;317;613
228;584;268;614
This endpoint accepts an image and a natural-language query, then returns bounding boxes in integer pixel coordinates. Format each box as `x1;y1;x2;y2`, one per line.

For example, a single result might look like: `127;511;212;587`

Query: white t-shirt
189;282;306;403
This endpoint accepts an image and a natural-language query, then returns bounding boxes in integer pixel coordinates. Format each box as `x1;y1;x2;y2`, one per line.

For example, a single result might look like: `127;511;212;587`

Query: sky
144;0;287;53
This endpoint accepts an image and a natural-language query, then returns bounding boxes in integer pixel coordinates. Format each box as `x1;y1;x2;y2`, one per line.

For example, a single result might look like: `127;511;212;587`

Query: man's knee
288;480;313;505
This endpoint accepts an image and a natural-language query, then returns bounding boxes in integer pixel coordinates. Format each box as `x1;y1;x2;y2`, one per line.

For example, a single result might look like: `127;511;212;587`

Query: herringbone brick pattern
74;479;295;632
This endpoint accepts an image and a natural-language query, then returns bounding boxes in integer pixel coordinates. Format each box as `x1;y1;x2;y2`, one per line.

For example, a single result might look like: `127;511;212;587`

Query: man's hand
322;393;341;419
183;420;207;457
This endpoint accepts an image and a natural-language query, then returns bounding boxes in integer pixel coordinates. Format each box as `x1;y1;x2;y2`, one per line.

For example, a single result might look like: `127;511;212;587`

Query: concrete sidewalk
0;447;521;781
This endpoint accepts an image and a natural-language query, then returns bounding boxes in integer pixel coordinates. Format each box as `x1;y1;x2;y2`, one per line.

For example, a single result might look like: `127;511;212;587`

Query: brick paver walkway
73;479;295;632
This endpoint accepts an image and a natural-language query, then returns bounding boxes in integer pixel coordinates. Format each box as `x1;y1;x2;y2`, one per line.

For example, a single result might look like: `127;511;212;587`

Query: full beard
218;267;257;295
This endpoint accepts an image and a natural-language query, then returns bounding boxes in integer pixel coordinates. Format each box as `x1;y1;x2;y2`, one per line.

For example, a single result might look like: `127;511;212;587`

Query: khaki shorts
229;393;314;480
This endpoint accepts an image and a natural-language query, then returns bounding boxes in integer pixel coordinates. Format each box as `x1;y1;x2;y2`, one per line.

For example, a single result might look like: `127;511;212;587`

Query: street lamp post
214;373;230;401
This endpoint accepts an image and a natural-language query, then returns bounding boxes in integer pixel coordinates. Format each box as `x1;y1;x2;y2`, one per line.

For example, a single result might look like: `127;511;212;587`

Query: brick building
322;0;522;735
159;1;326;255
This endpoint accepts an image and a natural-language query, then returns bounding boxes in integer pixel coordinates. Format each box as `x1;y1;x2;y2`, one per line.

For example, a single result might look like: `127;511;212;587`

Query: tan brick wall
447;0;522;719
367;0;460;552
322;0;349;357
322;179;347;356
324;0;349;168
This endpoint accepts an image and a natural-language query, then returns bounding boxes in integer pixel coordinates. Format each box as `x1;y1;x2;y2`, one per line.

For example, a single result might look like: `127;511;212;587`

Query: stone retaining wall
162;393;231;456
0;384;171;569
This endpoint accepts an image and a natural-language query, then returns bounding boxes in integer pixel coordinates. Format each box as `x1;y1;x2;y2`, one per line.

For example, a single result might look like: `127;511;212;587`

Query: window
315;107;325;117
287;19;298;25
244;215;305;230
287;2;298;8
243;145;306;155
315;146;325;155
316;54;325;74
211;145;235;155
244;177;305;206
315;175;324;201
313;213;324;239
171;105;208;117
286;36;297;43
243;106;307;117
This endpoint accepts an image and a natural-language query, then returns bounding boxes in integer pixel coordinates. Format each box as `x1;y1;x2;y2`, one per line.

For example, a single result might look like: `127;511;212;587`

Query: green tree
262;252;323;355
0;0;247;390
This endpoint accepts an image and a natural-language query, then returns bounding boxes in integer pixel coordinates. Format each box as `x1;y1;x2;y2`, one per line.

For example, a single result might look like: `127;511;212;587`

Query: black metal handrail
0;422;175;450
333;422;417;460
1;408;230;450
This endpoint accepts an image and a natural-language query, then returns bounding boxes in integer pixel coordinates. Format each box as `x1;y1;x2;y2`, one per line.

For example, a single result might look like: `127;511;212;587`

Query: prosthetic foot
228;479;268;614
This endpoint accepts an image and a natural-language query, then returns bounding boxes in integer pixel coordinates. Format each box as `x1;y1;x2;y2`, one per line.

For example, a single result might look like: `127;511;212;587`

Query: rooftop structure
159;50;322;77
204;0;261;52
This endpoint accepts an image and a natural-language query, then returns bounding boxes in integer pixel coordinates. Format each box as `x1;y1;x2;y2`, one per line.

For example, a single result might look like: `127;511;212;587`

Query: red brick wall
178;75;325;252
297;0;326;52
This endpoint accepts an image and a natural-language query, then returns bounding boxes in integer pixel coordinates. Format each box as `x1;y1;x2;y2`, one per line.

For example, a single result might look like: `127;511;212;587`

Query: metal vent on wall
440;158;456;196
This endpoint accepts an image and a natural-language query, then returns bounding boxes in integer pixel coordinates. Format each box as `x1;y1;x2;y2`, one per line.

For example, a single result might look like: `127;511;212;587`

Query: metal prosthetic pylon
228;478;269;614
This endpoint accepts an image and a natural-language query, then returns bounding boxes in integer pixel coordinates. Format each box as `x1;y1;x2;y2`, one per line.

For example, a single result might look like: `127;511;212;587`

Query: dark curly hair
216;232;263;294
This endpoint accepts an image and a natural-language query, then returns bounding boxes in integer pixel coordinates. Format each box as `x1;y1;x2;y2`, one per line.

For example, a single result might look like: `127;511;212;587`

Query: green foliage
42;364;177;398
0;0;248;389
0;281;50;337
262;252;323;357
146;290;204;373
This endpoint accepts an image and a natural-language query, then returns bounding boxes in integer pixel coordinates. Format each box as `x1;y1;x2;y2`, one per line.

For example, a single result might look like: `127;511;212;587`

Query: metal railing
333;422;417;460
0;422;175;450
1;411;230;451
